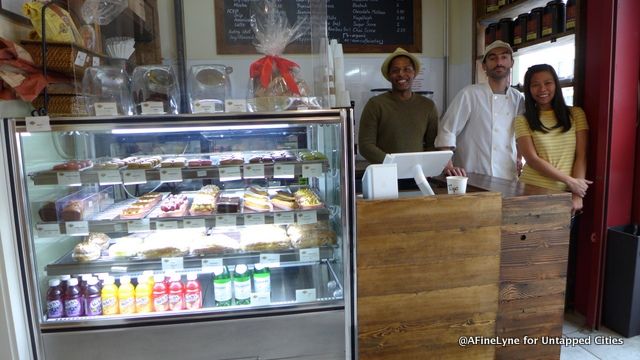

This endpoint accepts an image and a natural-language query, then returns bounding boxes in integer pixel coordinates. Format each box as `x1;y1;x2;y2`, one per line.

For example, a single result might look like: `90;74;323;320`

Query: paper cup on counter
446;176;468;194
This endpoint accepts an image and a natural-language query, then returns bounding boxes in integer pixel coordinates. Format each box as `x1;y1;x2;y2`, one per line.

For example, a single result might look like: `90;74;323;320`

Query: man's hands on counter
444;160;467;177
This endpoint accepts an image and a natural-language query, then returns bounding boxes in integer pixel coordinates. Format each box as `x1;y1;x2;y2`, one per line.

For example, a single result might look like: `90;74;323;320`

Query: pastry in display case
2;109;353;359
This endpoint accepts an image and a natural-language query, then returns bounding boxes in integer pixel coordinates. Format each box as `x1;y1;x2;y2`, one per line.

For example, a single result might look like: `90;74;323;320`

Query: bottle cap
212;266;224;276
120;275;131;284
186;272;198;281
254;263;266;271
235;264;248;275
67;278;79;286
170;274;181;282
86;277;98;286
153;274;165;282
137;276;147;284
59;275;71;281
49;279;61;286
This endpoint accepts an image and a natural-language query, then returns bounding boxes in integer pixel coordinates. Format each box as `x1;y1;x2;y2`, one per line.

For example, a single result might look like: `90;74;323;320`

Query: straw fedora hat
380;47;421;81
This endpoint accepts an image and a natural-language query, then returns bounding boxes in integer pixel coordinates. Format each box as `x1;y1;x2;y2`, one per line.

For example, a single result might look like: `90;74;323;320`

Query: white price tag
196;170;207;177
259;253;280;268
251;292;271;306
296;211;318;224
302;163;323;178
273;164;295;178
156;220;178;230
201;258;223;271
122;170;147;184
225;99;247;112
243;213;265;225
97;170;122;185
92;56;100;66
161;257;184;271
65;221;89;235
299;248;320;262
110;266;128;273
56;171;82;186
183;218;206;229
218;166;241;181
274;212;295;224
160;168;183;183
94;102;118;116
243;164;265;179
25;116;51;132
127;219;150;232
74;51;87;66
216;214;237;227
140;101;165;114
192;100;222;113
36;223;61;237
295;289;317;303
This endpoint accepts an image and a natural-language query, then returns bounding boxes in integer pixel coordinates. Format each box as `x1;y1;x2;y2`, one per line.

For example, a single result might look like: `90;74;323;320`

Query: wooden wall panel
357;192;502;360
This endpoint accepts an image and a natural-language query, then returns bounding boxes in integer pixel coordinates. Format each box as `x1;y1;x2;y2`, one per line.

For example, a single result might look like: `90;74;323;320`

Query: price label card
161;257;184;271
259;253;280;268
219;166;241;181
98;170;122;185
243;164;265;178
56;171;82;186
244;213;265;225
299;248;320;262
156;221;178;230
196;170;207;178
273;164;295;178
201;258;223;271
36;223;60;237
127;219;150;232
302;163;323;178
65;221;89;235
296;211;317;225
295;289;317;303
183;218;206;229
74;51;87;66
25;115;51;132
225;99;247;112
216;214;236;227
110;266;128;273
160;168;182;183
140;101;165;114
192;100;222;113
122;170;147;184
94;102;118;116
251;292;271;306
92;56;100;67
274;212;295;224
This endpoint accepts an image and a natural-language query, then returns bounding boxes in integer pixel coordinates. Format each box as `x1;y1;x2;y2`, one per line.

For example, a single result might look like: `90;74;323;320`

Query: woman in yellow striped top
514;64;592;215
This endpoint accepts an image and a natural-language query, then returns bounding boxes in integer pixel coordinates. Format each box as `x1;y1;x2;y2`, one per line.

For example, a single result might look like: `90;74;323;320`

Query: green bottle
252;263;271;295
233;264;251;305
213;266;232;307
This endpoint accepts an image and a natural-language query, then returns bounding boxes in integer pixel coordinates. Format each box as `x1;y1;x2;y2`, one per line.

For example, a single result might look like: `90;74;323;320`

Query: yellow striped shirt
515;106;589;191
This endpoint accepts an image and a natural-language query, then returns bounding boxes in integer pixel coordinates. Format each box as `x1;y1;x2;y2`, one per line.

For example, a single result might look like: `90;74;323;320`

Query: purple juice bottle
64;278;83;317
84;277;102;316
46;279;63;319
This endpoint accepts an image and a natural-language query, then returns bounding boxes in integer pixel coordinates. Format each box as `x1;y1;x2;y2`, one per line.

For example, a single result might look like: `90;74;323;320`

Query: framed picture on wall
0;0;30;25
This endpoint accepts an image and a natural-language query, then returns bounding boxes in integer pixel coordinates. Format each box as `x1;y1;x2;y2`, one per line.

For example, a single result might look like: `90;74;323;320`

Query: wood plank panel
501;229;569;251
500;277;567;302
500;262;568;282
500;245;569;268
357;193;502;359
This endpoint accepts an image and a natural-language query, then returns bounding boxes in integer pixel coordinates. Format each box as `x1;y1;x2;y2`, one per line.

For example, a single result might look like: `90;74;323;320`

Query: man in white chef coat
435;40;525;180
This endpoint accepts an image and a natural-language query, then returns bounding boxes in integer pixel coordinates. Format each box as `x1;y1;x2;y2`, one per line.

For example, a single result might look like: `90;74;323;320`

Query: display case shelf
478;0;550;25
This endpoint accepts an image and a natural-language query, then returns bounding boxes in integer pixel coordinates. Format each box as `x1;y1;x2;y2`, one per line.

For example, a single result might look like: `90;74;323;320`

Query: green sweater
358;92;439;164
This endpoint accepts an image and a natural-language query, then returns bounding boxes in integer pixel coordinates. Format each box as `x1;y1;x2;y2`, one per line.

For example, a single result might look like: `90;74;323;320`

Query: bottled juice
233;264;251;305
168;274;184;311
84;277;102;316
96;273;108;289
142;270;155;288
79;274;92;312
252;264;271;295
46;279;63;319
152;274;169;312
135;276;152;313
184;272;202;310
118;275;135;314
213;266;232;307
101;276;119;315
64;278;83;317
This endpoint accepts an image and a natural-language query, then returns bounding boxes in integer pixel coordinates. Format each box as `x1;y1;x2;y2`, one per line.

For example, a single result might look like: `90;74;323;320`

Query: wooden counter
356;173;572;360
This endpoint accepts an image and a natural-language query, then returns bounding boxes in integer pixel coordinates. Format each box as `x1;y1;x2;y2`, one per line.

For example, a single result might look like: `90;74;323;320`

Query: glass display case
2;109;353;360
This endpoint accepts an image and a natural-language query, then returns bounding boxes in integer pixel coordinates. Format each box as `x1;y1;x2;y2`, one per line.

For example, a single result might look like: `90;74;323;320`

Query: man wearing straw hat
358;47;439;164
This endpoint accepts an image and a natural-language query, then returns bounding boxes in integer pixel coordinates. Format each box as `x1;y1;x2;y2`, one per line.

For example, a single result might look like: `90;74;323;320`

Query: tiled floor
561;312;640;359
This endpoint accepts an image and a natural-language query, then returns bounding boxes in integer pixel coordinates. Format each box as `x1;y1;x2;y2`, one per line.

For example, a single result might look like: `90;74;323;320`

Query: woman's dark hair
523;64;571;132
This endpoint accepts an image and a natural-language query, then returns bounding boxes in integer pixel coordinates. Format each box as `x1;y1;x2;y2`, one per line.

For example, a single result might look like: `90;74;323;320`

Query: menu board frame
214;0;422;54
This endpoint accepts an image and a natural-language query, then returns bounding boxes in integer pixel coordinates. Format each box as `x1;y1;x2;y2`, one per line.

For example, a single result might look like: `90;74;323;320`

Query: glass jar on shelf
131;65;180;115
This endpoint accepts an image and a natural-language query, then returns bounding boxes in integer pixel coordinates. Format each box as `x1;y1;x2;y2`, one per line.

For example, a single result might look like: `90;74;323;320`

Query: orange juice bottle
118;276;135;314
101;276;118;315
135;276;152;313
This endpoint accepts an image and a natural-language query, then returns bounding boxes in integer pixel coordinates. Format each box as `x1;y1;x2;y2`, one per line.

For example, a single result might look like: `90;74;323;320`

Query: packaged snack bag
247;0;320;111
22;1;83;46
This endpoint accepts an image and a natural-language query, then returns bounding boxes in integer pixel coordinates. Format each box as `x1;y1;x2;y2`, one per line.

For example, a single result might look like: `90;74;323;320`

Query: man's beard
486;66;509;80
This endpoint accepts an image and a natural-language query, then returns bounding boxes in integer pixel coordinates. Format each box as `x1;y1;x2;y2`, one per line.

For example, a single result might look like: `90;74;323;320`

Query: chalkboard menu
215;0;422;54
